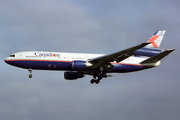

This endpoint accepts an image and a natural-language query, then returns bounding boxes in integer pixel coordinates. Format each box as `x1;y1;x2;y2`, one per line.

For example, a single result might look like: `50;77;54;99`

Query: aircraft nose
4;57;10;64
4;58;8;63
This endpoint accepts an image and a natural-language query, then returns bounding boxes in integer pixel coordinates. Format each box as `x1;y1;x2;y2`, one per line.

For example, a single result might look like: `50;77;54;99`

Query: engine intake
64;71;84;80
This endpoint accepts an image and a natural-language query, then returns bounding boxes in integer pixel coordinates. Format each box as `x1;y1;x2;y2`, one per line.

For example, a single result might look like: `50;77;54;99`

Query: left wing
88;42;151;69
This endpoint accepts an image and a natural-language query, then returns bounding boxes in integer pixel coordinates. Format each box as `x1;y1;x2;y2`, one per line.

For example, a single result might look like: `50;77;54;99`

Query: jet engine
71;60;92;70
64;71;84;80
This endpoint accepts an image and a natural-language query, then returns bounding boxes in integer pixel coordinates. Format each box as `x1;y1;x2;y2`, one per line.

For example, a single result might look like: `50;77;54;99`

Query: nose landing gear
28;69;33;78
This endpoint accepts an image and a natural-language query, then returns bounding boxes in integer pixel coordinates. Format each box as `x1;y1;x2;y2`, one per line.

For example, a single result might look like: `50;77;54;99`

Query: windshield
9;54;15;57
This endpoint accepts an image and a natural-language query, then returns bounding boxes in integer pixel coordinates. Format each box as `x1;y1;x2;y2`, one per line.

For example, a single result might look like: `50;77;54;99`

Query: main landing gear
90;72;107;84
28;69;33;78
90;79;100;84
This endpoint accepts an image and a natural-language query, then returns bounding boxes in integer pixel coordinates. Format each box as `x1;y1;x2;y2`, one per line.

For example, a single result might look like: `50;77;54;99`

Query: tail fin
146;30;166;48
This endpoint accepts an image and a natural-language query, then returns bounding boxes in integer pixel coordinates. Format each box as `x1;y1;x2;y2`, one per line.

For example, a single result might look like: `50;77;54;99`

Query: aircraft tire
29;74;32;78
90;79;95;84
95;80;100;84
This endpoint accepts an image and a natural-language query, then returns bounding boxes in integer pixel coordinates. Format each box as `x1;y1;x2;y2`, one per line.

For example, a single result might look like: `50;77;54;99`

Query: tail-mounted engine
71;60;92;70
64;71;84;80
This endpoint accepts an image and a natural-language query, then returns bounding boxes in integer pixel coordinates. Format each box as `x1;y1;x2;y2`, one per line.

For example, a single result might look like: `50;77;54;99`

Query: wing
88;42;151;69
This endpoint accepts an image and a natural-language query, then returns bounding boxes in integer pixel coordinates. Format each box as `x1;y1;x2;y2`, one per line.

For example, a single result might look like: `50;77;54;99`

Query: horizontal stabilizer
140;49;175;66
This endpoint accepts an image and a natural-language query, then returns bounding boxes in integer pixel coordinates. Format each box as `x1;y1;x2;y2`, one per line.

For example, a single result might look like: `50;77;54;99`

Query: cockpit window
9;54;15;57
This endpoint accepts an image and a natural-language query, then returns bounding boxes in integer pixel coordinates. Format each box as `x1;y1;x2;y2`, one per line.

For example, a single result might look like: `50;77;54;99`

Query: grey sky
0;0;180;120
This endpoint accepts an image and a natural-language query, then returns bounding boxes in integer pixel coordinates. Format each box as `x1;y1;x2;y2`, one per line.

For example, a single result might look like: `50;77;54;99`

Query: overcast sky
0;0;180;120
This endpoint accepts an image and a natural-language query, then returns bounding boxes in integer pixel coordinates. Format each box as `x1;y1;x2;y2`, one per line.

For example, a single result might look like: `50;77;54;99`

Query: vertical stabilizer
146;30;166;48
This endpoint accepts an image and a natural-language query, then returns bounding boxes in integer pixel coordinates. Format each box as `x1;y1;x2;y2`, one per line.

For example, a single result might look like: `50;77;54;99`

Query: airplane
4;30;175;84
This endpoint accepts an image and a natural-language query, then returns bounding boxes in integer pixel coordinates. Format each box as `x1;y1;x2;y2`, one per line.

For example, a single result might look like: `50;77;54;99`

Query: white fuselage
5;51;154;74
5;51;148;65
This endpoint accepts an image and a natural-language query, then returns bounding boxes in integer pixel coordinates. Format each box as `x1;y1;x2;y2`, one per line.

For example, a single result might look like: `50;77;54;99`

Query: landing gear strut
28;69;33;78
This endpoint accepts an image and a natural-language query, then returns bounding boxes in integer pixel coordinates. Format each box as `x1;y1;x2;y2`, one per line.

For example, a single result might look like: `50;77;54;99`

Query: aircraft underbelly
6;60;72;70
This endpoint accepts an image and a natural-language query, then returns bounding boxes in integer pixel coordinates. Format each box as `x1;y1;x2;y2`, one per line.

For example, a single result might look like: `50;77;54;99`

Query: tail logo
149;35;159;47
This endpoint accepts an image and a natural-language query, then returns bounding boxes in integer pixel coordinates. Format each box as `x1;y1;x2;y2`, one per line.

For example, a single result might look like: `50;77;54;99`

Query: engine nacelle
72;60;92;70
64;71;84;80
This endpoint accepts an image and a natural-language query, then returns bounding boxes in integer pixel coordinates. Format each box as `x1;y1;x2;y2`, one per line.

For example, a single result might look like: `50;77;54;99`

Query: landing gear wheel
29;74;32;78
90;79;100;84
95;80;100;84
90;79;95;84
